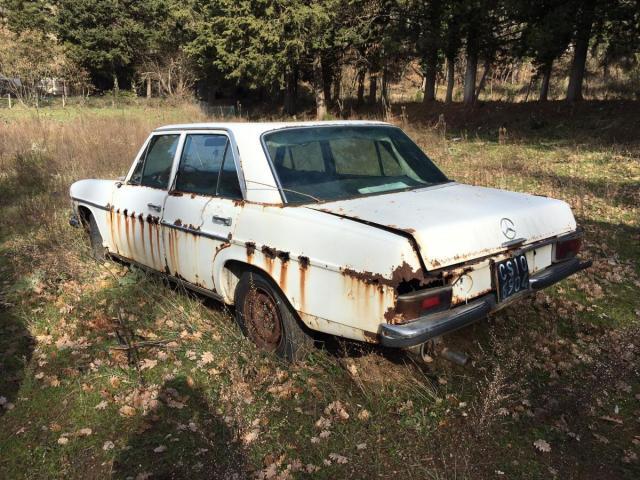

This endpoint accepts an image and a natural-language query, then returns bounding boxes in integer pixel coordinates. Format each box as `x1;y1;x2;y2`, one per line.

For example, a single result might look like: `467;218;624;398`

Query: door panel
161;196;240;290
160;132;244;291
109;185;168;271
108;133;181;271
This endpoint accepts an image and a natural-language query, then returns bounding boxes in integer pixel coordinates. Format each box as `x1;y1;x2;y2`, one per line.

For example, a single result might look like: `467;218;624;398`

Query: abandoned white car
69;121;591;360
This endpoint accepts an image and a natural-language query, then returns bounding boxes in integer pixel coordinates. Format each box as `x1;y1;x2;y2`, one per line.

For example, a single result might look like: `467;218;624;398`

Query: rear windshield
263;126;449;203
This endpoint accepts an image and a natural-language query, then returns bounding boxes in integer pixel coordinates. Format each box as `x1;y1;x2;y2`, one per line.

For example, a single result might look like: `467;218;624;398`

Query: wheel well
77;205;92;229
221;259;315;337
221;260;266;304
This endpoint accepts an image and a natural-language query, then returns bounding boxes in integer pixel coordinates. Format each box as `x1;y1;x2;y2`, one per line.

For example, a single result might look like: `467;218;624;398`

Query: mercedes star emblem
500;218;516;240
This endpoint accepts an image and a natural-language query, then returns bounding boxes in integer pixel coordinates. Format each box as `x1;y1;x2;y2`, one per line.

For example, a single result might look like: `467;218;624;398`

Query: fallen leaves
139;358;158;370
242;429;260;445
357;409;370;421
119;405;137;417
533;439;551;453
197;351;215;367
324;401;349;421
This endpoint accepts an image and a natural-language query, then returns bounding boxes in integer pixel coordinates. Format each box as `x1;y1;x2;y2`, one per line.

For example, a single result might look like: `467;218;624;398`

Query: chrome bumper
380;257;592;348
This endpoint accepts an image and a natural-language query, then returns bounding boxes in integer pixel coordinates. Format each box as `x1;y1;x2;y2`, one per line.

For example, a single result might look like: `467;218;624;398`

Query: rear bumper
379;257;592;348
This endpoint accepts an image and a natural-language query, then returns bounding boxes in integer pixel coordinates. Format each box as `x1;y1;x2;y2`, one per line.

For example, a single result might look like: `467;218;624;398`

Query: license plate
495;254;529;301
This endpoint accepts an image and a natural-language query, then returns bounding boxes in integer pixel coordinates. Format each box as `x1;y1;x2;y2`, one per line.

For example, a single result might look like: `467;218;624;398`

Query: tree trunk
474;58;491;102
333;67;342;104
566;1;595;102
381;68;389;106
423;51;438;103
356;68;366;106
284;65;298;115
313;54;327;120
368;72;377;104
539;60;553;102
445;55;455;103
146;76;152;98
322;56;333;107
463;46;478;105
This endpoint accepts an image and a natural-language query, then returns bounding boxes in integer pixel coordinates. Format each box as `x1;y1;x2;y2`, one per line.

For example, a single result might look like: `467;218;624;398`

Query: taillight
394;286;452;323
553;236;582;262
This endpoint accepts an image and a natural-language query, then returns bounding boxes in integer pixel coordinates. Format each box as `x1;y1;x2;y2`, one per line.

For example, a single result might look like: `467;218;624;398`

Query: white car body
70;121;590;349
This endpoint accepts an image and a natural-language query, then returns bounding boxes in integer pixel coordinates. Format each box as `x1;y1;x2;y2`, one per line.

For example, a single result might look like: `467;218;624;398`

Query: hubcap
243;286;282;350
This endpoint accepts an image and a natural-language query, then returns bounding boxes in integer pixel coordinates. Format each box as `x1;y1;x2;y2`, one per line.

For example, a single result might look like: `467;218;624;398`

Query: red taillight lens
420;295;441;310
394;287;452;323
554;237;582;262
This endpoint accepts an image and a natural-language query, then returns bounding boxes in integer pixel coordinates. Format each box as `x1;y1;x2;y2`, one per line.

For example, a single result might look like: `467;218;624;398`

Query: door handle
212;215;232;227
147;203;162;212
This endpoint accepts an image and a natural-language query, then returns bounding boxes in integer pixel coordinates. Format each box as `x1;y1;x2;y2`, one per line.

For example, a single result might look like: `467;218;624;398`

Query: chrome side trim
71;197;110;211
159;220;230;243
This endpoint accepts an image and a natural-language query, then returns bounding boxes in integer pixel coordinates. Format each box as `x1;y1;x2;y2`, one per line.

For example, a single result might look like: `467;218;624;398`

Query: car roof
153;120;391;136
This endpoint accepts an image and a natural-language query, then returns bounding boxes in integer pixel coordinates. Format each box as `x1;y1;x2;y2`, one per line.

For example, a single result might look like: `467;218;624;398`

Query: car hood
307;182;576;270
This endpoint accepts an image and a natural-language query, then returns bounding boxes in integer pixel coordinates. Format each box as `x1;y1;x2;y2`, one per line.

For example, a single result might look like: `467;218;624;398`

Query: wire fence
0;94;13;109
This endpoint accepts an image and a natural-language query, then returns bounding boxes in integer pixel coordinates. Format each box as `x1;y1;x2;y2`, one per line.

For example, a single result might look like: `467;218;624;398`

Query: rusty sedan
69;121;591;361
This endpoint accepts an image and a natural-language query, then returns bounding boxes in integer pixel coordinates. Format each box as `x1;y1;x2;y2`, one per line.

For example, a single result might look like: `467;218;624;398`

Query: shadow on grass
391;100;640;146
0;258;35;418
0;311;34;418
113;377;247;479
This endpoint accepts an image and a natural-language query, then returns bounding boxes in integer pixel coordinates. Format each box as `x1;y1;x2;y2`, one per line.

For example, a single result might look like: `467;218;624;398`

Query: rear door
110;133;182;271
160;131;244;291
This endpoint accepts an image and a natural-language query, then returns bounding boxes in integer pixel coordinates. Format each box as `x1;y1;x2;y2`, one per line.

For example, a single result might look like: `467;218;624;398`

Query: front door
160;132;244;291
110;133;181;271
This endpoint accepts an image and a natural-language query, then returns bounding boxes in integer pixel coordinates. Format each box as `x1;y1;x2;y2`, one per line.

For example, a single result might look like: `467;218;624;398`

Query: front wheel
234;271;313;362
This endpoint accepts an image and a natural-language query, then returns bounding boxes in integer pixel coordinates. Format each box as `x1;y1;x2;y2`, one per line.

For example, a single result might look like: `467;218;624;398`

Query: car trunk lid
307;182;576;270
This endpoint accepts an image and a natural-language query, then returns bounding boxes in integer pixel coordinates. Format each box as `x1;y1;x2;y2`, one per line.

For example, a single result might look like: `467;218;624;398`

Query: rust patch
232;198;246;207
261;245;277;259
299;262;306;310
147;221;156;266
215;242;231;253
363;330;379;343
169;191;184;197
276;250;290;262
245;241;256;256
279;258;288;291
137;214;146;256
298;255;310;269
174;219;183;227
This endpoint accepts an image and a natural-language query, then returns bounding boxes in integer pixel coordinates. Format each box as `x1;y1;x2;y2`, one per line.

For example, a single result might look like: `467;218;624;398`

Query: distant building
0;74;22;94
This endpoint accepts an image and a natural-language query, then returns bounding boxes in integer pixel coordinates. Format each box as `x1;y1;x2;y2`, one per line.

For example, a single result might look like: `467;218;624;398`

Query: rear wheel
234;271;313;362
87;214;107;261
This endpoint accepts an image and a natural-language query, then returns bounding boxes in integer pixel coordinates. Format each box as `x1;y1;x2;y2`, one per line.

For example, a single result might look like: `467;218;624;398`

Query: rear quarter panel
215;203;423;341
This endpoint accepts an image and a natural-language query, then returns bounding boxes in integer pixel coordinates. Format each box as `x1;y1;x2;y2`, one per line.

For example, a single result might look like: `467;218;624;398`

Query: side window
217;146;242;199
140;135;180;189
174;134;242;199
175;134;227;196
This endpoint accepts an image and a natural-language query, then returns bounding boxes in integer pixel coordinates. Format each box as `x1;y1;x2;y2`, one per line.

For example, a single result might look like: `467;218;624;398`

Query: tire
88;214;107;261
234;271;314;362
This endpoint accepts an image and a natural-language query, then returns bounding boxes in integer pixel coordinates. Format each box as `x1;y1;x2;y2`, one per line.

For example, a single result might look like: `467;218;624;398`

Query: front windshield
263;126;449;203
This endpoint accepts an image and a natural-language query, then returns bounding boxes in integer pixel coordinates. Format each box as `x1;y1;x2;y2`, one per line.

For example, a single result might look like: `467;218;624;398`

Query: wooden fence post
7;94;11;109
